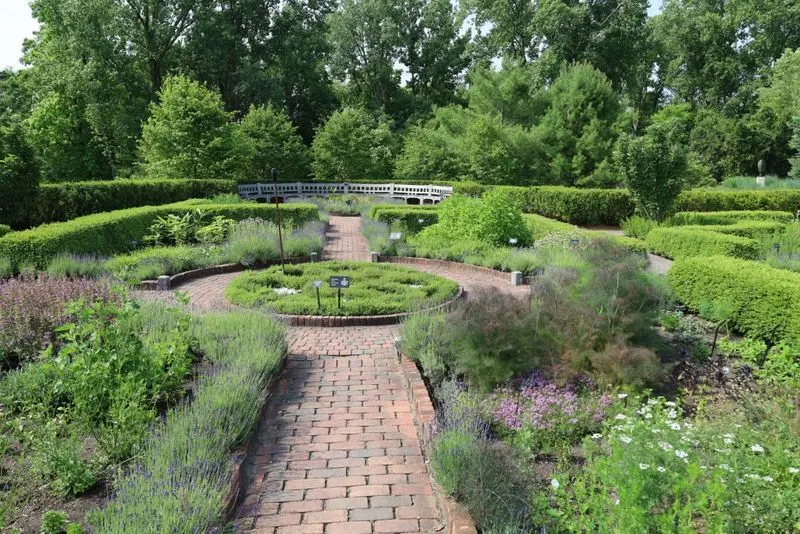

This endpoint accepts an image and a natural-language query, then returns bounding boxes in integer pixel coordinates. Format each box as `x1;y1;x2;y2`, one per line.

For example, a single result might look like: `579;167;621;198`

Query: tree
461;113;541;185
0;121;40;229
239;105;312;182
139;76;248;179
466;62;546;127
615;124;687;221
533;64;622;186
791;117;800;180
311;107;396;181
394;124;466;182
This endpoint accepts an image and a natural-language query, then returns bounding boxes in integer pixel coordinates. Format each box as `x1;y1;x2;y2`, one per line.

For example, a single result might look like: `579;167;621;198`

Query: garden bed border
395;344;478;534
135;256;314;290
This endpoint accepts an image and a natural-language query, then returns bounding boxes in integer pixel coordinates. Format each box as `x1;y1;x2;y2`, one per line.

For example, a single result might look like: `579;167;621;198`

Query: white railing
237;182;453;201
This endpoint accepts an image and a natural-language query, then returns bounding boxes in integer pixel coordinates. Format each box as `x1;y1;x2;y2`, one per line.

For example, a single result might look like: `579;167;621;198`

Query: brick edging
223;352;289;521
135;257;313;290
378;255;534;285
276;286;464;327
395;347;478;534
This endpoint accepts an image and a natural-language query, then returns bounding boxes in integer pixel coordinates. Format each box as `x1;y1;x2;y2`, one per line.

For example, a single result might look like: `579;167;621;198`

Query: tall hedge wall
502;186;636;226
669;256;800;344
646;227;760;260
21;179;237;228
368;205;439;233
676;221;786;239
0;200;318;268
674;190;800;213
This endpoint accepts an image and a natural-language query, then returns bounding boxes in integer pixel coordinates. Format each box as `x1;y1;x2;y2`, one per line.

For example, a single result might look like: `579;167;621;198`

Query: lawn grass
225;261;459;315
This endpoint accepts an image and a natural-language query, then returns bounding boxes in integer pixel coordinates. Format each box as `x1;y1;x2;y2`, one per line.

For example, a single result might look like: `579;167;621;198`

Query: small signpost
329;276;351;309
313;280;323;309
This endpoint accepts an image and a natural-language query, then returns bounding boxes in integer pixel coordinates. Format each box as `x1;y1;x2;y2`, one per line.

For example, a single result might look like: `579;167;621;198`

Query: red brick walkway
135;216;520;532
234;326;443;533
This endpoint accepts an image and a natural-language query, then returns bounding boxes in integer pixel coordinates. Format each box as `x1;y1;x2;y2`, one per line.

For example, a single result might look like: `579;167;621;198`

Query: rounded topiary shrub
225;261;459;316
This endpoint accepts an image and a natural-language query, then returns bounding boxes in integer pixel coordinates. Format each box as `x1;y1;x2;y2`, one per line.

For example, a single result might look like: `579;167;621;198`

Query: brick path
135;216;520;532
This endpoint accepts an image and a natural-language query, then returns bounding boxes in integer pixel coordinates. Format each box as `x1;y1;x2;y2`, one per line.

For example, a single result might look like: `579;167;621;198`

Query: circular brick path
137;217;523;533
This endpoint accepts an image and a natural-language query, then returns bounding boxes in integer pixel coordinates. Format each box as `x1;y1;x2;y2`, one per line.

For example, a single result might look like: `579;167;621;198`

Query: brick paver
325;216;370;261
234;326;444;533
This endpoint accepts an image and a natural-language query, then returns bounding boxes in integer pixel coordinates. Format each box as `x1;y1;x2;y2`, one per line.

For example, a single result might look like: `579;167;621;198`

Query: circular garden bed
225;261;459;316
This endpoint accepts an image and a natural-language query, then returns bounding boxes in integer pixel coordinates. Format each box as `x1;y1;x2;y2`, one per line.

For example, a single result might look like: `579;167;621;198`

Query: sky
0;0;664;71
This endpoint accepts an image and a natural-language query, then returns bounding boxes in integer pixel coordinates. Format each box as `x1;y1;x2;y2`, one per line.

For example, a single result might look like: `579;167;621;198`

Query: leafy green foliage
533;64;622;187
674;189;800;213
0;120;39;229
226;261;459;315
548;396;800;532
512;186;636;226
90;311;287;532
311;107;396;181
140;76;249;180
669;210;795;225
621;215;660;239
239;105;312;182
646;227;761;259
615;124;687;220
144;210;235;247
414;190;532;248
668;255;800;344
367;205;438;234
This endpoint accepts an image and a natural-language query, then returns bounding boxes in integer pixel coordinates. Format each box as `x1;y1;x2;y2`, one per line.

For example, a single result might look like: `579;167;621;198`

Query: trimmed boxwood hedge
670;210;795;225
0;200;318;269
502;186;636;226
669;256;800;344
0;225;10;238
23;179;237;228
368;205;439;233
676;220;786;239
674;190;800;213
646;227;760;260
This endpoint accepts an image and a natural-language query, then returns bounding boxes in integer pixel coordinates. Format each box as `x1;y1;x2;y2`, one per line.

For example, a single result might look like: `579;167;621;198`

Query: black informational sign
329;276;351;289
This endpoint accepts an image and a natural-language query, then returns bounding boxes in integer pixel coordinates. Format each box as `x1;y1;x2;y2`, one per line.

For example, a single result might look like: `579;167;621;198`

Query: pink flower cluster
493;372;612;430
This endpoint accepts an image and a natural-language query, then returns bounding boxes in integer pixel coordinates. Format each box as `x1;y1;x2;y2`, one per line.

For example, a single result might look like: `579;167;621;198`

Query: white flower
647;398;658;406
666;409;678;419
656;466;666;473
644;413;653;419
615;413;627;420
665;401;677;407
669;422;682;431
618;393;628;399
591;433;602;439
551;479;560;489
723;437;734;445
723;433;733;438
675;450;688;459
751;444;764;453
620;436;632;444
639;463;650;470
719;464;732;472
651;428;661;433
788;467;799;474
762;476;774;482
659;441;673;451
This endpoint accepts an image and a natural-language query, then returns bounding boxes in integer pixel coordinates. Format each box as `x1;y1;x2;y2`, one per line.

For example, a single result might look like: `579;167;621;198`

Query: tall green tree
0;120;40;229
311;107;396;181
238;104;311;182
615;124;687;221
533;64;622;186
139;76;249;179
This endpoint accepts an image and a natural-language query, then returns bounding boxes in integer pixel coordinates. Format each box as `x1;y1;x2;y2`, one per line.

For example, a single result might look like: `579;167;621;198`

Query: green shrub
668;256;800;343
400;312;453;387
223;219;325;266
621;215;660;239
523;213;578;240
90;311;286;532
28;179;236;227
0;256;12;278
0;200;318;269
41;510;68;534
646;227;760;259
368;206;439;234
674;189;800;213
510;186;636;226
669;210;795;225
144;210;235;246
719;176;800;189
0;224;10;237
